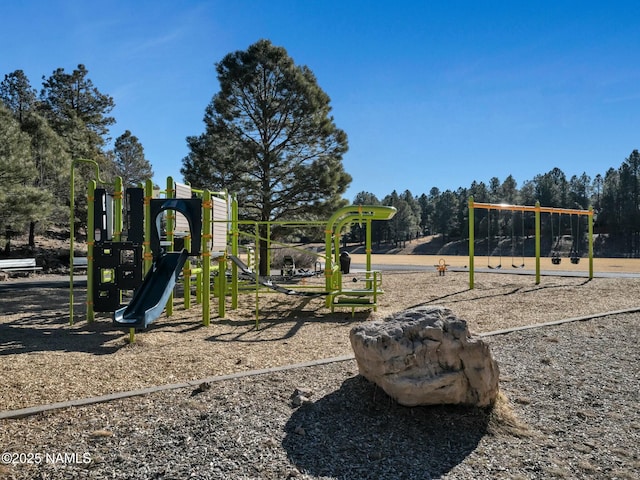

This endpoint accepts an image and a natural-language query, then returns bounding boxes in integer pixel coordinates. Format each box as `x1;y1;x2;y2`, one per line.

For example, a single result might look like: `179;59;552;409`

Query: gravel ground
3;273;640;413
1;312;638;480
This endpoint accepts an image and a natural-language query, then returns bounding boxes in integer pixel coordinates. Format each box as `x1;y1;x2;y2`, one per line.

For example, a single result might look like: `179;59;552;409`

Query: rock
349;305;499;407
290;387;313;407
190;382;211;396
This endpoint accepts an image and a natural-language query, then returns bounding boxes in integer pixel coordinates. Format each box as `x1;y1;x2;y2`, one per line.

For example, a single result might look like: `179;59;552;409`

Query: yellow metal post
202;191;211;326
183;235;191;309
535;202;541;285
218;255;226;318
231;196;239;310
468;197;475;289
86;181;96;322
588;206;594;279
143;179;153;274
166;177;175;316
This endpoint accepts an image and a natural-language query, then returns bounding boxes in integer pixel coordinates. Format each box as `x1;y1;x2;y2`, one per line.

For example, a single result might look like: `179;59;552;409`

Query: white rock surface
349;306;499;407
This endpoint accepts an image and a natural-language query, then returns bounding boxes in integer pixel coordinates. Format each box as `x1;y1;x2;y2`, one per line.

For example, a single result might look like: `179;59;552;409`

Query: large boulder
350;306;499;407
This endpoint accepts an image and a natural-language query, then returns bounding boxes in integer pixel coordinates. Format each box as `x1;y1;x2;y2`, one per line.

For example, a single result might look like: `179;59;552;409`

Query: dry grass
1;255;639;413
487;391;532;438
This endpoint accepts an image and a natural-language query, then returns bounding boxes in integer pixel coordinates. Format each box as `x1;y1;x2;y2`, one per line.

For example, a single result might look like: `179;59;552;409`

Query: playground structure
69;164;396;336
468;197;594;288
70;171;229;335
224;203;396;321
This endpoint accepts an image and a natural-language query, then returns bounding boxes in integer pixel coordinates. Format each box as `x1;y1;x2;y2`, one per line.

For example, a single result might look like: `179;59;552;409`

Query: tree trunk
258;224;269;276
4;227;11;255
29;221;36;248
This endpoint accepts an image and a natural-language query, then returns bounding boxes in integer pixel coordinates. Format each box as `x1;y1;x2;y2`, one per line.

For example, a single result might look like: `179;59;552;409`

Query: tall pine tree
182;40;351;274
112;130;153;188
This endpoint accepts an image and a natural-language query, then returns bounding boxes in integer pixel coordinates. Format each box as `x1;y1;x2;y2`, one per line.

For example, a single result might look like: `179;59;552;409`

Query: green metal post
468;197;475;289
69;163;76;325
218;256;226;318
182;234;191;310
231;195;239;309
323;205;396;306
535;201;541;285
69;158;103;325
166;177;175;316
254;227;260;328
143;179;153;273
366;218;372;289
114;177;123;308
86;181;96;323
588;207;594;279
114;177;123;242
203;191;211;326
266;223;271;276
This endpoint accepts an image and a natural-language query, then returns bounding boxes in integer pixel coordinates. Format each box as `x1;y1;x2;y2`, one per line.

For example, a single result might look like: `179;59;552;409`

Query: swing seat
551;257;561;265
570;256;580;264
512;263;525;269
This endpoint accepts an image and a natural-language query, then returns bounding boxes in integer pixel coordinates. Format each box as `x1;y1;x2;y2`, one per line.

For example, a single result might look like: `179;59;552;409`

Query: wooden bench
0;258;43;274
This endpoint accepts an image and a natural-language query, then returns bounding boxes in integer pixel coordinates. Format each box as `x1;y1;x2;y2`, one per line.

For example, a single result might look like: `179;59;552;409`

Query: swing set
550;213;583;265
468;197;593;288
485;209;527;269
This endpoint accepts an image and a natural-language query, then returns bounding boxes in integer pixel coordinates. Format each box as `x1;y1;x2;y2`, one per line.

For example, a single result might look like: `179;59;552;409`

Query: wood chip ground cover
0;264;639;479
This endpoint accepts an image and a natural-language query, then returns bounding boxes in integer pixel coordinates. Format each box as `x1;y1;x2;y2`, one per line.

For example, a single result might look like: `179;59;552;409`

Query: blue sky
2;1;640;201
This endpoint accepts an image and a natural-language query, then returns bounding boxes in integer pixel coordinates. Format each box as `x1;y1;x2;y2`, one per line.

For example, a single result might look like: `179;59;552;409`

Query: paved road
351;263;640;279
0;275;87;290
2;263;640;292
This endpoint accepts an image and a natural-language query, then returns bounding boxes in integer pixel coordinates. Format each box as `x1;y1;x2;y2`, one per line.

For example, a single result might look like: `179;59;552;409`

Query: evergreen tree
20;111;71;242
39;64;115;160
39;64;116;232
382;190;419;246
592;174;603;213
618;150;640;253
454;187;468;240
468;181;489;203
519;180;536;206
488;176;502;202
568;173;591;209
182;40;351;274
351;191;380;245
534;168;568;207
112;130;153;188
433;190;458;244
600;167;622;249
417;193;431;235
1;70;65;245
501;175;519;204
400;189;422;238
0;70;37;124
0;104;52;252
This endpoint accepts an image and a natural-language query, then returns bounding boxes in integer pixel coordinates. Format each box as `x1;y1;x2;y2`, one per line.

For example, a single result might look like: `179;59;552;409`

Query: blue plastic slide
113;250;189;329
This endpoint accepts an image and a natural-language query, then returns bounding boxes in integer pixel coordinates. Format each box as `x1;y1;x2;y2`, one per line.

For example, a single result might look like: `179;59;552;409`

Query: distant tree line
0;66;153;252
1;55;638;261
351;151;640;257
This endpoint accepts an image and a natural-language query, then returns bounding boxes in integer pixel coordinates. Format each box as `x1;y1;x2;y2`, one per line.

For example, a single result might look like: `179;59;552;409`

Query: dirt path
349;253;640;273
